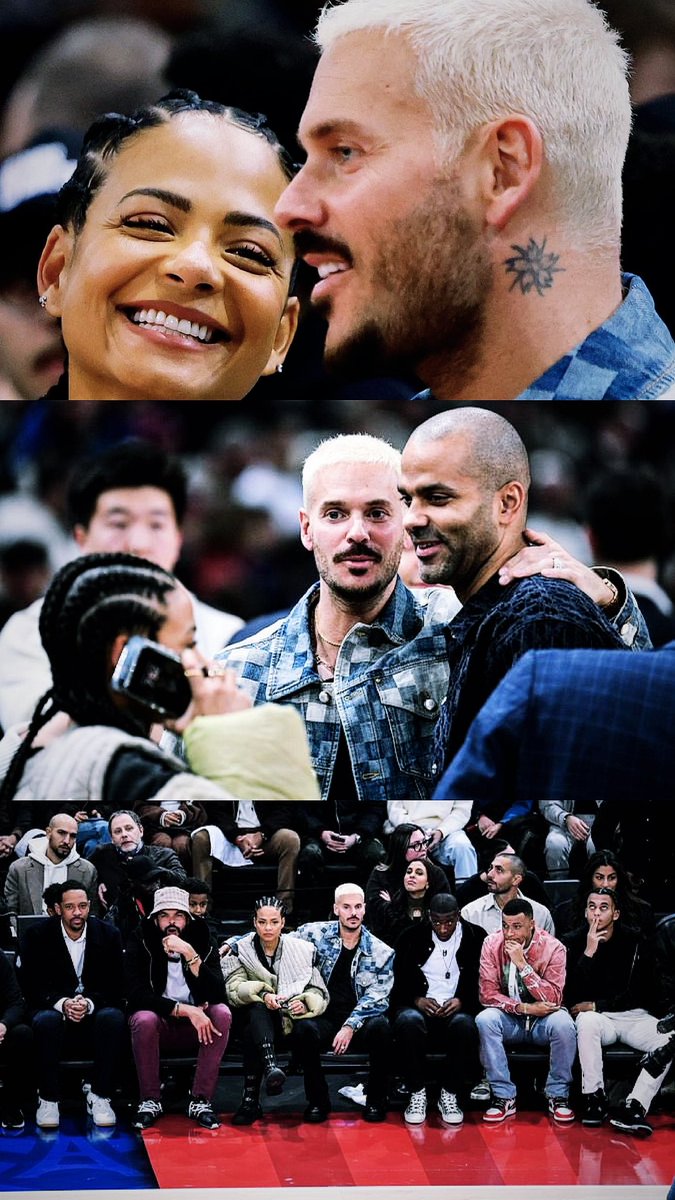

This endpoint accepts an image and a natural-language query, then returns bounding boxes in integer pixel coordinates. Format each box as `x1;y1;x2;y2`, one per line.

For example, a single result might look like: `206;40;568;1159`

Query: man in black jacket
90;809;185;940
390;893;485;1126
564;887;672;1137
19;879;125;1129
0;949;33;1130
125;885;231;1130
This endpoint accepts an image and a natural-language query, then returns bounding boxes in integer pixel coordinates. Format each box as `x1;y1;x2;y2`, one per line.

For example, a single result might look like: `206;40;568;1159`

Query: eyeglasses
408;835;433;851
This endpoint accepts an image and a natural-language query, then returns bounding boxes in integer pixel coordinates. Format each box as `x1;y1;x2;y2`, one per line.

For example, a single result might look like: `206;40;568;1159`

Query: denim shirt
416;273;675;401
216;579;459;805
290;920;394;1029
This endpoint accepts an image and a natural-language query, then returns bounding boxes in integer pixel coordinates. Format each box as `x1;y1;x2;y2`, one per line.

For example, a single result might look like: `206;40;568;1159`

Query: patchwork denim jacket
217;579;460;805
417;274;675;400
291;920;394;1029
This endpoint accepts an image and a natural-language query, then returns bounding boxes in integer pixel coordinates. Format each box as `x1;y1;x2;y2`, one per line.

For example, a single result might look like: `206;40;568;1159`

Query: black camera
110;635;192;720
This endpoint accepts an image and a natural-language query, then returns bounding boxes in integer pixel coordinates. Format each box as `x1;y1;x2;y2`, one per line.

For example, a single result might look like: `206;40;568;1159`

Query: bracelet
173;1002;181;1017
186;954;201;967
600;575;619;612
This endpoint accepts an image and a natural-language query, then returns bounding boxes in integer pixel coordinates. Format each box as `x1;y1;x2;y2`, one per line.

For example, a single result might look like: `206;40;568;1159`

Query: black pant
0;1022;34;1107
298;838;385;886
393;1007;479;1095
291;1014;391;1107
241;1005;289;1075
32;1006;126;1100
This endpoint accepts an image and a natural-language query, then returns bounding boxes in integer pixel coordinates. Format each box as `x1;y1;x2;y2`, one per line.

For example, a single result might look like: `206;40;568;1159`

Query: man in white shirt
18;880;125;1129
461;852;554;935
390;893;486;1126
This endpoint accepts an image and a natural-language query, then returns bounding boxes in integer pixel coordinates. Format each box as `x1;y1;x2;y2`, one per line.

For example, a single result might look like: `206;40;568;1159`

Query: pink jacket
479;927;567;1014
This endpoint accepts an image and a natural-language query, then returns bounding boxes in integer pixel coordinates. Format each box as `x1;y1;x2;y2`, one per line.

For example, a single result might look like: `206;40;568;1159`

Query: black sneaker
133;1099;163;1130
1;1106;25;1130
188;1096;220;1129
609;1098;652;1138
581;1090;608;1127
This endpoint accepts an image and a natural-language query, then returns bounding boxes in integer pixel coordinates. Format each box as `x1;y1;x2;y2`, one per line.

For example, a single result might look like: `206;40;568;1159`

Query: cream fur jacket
222;931;328;1033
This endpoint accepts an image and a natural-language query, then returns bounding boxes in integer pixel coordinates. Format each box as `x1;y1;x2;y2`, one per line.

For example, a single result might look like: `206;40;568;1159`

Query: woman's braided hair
0;551;179;805
41;88;298;400
254;895;287;918
57;87;297;234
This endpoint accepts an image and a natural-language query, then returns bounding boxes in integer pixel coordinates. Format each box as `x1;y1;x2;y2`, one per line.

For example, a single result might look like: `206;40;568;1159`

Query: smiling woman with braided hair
0;552;251;886
37;89;299;400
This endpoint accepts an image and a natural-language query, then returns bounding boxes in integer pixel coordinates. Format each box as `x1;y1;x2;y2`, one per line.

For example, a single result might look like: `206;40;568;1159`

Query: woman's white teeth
131;308;212;342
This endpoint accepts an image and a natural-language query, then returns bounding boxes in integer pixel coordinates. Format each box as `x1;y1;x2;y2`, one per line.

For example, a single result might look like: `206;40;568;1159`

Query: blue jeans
431;831;478;880
476;1007;577;1100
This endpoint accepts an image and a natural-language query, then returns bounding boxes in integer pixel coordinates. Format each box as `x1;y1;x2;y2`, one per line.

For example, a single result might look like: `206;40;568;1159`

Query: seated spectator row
0;873;673;1141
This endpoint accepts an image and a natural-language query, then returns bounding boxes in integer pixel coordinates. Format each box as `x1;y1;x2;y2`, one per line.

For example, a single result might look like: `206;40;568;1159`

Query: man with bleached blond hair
217;433;460;821
291;883;394;1123
276;0;675;399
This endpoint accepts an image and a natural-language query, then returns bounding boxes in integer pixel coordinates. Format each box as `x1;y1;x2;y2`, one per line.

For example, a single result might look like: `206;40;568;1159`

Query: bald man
4;813;97;917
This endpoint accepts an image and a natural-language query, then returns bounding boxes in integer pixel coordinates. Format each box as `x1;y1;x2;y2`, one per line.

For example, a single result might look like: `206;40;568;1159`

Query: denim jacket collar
264;579;425;700
415;274;675;401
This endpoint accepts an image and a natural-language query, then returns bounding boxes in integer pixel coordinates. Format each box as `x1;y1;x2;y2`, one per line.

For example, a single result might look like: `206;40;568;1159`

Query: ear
476;115;543;232
109;632;130;672
496;480;527;524
73;524;88;549
299;508;313;552
37;224;74;317
260;296;301;376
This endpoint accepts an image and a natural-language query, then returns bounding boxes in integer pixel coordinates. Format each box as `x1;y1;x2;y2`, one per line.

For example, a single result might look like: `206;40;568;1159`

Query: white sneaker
87;1092;116;1127
36;1097;60;1129
404;1088;427;1125
470;1078;491;1103
438;1089;464;1125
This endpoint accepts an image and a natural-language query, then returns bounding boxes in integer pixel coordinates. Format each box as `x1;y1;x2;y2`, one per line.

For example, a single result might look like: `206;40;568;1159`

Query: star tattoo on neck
503;236;565;296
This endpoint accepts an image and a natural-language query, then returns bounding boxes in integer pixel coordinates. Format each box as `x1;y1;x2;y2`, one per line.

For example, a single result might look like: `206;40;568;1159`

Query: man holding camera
90;810;186;940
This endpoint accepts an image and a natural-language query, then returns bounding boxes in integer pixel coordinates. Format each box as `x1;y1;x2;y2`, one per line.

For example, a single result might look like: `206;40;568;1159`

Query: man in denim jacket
218;433;642;836
276;0;675;401
290;883;394;1122
218;435;460;866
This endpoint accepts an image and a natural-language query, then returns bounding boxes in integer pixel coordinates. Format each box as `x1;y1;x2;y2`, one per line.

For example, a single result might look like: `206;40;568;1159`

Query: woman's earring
276;363;283;374
39;294;48;309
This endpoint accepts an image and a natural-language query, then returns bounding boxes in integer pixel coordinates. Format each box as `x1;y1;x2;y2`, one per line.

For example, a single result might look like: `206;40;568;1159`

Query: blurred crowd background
0;0;674;401
1;399;674;633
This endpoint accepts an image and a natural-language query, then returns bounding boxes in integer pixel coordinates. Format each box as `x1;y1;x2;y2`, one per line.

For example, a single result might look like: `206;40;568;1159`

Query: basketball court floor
1;1073;672;1199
